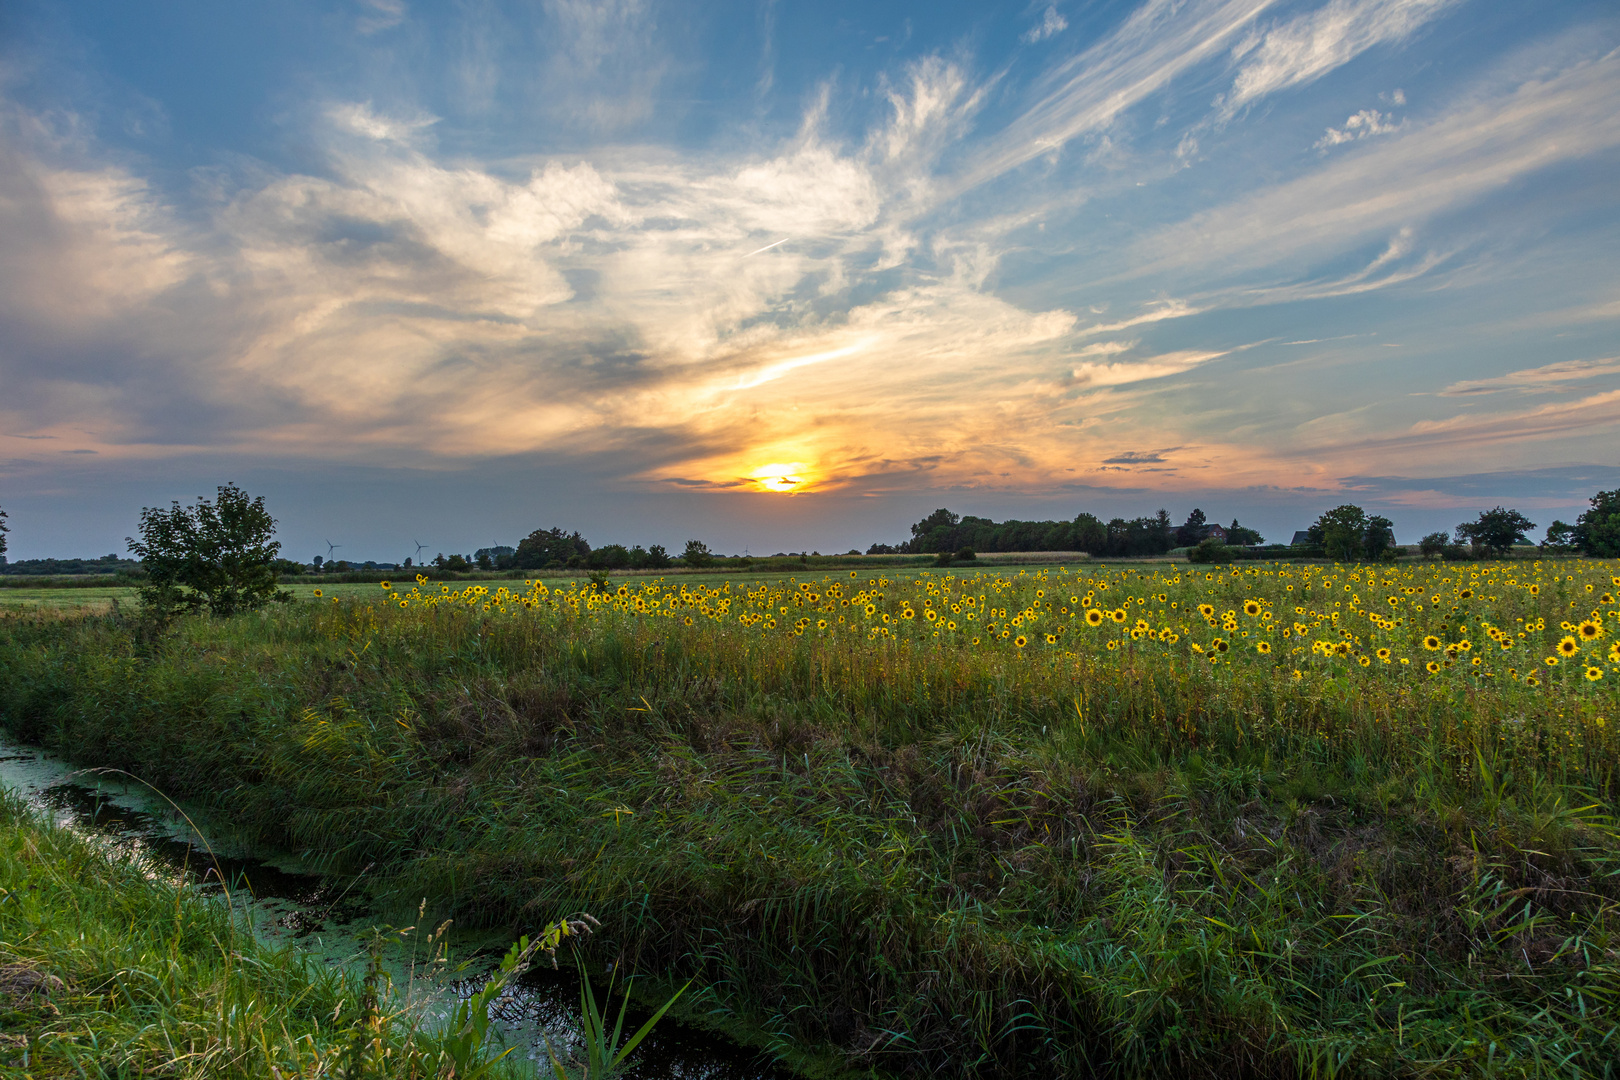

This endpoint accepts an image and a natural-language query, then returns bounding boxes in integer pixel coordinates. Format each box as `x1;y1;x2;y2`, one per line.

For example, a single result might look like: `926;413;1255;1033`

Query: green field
2;557;1618;1077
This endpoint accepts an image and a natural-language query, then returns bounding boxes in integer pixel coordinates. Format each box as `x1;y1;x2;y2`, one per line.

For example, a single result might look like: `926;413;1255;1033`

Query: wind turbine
325;539;341;561
413;539;427;563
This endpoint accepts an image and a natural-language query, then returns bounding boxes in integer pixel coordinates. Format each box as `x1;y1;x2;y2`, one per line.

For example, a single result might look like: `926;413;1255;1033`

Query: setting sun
749;463;815;493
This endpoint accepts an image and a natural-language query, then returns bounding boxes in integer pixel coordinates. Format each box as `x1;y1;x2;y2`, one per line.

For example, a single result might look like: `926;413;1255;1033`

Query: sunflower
1086;608;1105;627
1215;639;1230;653
1255;641;1271;654
901;608;915;620
864;603;877;616
1015;635;1027;648
1423;635;1442;651
1544;656;1558;667
817;619;827;630
1198;604;1215;619
1359;656;1371;667
1111;608;1128;623
1426;661;1441;674
1526;676;1541;687
1584;666;1603;682
1578;619;1602;641
1558;636;1580;656
1046;633;1058;645
1244;600;1262;617
312;588;323;598
1106;640;1118;651
379;581;391;590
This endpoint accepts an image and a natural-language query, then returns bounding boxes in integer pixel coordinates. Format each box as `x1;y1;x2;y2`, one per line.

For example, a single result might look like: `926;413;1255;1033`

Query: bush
1187;538;1235;563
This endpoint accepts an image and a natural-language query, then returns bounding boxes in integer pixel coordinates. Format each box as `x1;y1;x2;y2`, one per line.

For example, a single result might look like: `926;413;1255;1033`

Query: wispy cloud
1438;357;1620;397
1133;49;1620;276
1223;0;1458;114
958;0;1279;192
1022;6;1069;45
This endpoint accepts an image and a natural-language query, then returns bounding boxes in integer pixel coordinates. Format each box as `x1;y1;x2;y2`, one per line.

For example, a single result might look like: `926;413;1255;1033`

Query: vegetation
0;790;549;1078
1547;490;1620;559
1306;505;1397;562
127;483;291;617
1457;507;1539;559
3;557;1619;1077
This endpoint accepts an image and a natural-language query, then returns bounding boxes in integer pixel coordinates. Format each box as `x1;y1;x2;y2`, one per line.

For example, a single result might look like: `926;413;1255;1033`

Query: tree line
872;507;1265;560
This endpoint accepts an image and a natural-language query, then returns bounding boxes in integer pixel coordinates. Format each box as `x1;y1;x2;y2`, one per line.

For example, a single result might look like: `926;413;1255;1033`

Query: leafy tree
1308;505;1370;561
1419;531;1450;557
444;554;470;572
516;527;591;569
1364;516;1396;561
1455;507;1535;557
1542;520;1578;553
126;483;290;617
644;544;672;569
682;539;713;568
1176;508;1207;549
1572;489;1620;557
588;544;631;570
1226;518;1264;547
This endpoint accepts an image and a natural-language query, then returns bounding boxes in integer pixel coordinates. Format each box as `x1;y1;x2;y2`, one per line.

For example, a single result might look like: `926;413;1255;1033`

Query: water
0;739;796;1080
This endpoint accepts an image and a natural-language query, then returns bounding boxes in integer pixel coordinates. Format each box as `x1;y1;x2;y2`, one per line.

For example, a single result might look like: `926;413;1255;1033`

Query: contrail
744;237;789;257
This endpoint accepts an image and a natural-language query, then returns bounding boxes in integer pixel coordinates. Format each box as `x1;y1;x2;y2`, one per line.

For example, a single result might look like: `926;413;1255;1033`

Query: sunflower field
4;558;1620;1078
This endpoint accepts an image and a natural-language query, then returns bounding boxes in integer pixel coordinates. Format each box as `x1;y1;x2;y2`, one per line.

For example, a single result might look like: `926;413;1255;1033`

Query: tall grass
1;562;1618;1078
0;790;536;1078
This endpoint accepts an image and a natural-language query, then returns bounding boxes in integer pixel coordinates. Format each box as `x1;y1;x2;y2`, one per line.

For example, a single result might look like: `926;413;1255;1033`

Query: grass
1;559;1618;1078
0;790;539;1078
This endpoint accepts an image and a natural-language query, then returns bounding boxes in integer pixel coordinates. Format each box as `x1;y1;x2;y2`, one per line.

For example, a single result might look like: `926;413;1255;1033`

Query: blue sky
2;0;1617;562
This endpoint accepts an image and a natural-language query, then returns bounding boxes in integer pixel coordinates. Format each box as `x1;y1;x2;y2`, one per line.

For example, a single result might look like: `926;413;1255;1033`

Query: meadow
1;558;1618;1078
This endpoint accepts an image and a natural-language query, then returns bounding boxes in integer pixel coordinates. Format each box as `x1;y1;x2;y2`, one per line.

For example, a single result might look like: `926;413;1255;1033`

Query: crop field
2;557;1618;1078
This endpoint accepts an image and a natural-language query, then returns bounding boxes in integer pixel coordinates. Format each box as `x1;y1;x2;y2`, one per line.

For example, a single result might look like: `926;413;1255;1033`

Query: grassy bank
2;560;1619;1077
0;791;534;1078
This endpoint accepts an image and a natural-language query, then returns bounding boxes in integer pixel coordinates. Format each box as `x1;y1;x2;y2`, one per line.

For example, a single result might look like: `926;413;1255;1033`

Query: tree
1572;489;1620;557
0;503;8;563
1542;520;1578;553
1308;505;1370;561
682;539;713;568
1176;508;1207;548
516;527;591;569
1419;531;1450;558
126;483;290;617
1226;518;1264;547
909;508;962;553
1455;506;1535;557
1363;516;1396;561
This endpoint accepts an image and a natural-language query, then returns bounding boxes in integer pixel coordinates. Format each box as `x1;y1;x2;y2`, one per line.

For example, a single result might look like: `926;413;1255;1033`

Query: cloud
1133;49;1620;276
1022;6;1069;45
1071;349;1228;387
1314;105;1402;150
1101;448;1179;464
1224;0;1458;113
1437;357;1620;396
958;0;1280;192
356;0;407;35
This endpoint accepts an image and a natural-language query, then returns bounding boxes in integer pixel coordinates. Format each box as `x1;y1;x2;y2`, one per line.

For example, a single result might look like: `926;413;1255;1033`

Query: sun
749;462;814;493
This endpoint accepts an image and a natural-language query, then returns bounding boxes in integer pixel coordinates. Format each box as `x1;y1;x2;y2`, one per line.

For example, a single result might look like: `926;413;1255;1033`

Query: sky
1;0;1618;563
